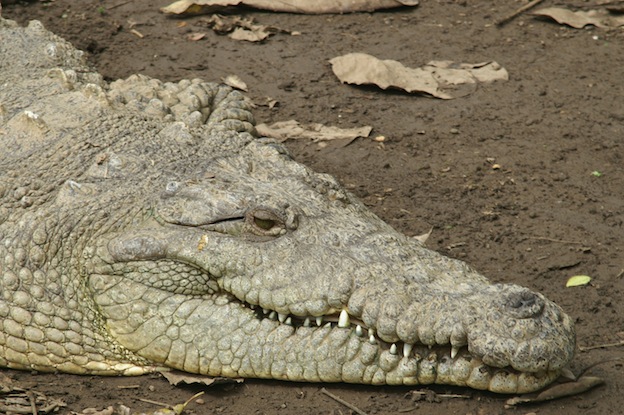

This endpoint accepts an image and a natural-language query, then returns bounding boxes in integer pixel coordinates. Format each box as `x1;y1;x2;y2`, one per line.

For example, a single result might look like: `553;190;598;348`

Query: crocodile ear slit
108;234;168;262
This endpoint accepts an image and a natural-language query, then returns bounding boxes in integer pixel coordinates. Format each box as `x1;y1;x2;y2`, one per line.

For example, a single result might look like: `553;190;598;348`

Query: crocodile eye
254;216;277;231
247;207;286;236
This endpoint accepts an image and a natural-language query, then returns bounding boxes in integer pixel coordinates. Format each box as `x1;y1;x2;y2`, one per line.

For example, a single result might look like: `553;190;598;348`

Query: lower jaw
379;347;560;393
326;341;559;393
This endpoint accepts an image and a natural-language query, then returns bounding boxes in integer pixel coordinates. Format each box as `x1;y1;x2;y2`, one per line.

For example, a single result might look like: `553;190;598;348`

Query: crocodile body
0;18;575;393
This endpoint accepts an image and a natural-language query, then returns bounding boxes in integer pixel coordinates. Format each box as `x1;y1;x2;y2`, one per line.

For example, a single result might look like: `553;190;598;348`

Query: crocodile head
88;139;575;394
0;18;574;394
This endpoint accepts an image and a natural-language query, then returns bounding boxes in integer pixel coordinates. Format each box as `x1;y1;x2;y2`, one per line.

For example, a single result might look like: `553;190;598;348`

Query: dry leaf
414;228;433;244
160;370;244;386
162;0;419;15
187;32;206;41
202;14;288;42
256;120;372;144
222;74;248;91
533;7;624;29
229;27;269;41
329;53;508;99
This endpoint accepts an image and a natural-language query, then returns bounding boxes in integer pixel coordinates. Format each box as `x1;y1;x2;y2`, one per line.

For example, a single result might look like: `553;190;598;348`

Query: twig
321;388;368;415
130;29;145;39
526;236;583;244
138;398;171;408
496;0;545;26
579;339;624;351
108;0;134;10
409;390;471;399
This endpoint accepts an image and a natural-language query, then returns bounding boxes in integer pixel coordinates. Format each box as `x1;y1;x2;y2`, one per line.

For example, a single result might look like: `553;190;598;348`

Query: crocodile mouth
97;252;563;393
241;302;560;393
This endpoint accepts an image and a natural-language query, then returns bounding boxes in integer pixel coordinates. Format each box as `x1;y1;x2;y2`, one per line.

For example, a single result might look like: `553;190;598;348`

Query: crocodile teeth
278;313;287;323
269;311;277;320
369;335;377;344
262;308;269;315
316;316;323;326
355;325;364;337
451;346;460;359
389;343;398;355
303;317;311;327
338;310;350;328
285;317;292;326
403;343;413;358
324;322;332;329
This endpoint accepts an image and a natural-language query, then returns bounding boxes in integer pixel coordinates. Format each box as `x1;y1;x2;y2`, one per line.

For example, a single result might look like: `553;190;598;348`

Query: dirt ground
2;0;624;414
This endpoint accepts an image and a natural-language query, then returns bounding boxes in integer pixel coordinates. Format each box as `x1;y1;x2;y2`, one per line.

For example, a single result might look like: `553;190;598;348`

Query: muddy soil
2;0;623;414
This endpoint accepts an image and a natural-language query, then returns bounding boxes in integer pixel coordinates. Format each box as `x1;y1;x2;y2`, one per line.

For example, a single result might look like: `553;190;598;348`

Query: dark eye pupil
254;217;275;230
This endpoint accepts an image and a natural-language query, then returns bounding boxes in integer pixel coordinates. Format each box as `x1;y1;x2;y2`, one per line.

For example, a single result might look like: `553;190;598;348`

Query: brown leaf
160;370;243;386
222;74;248;91
187;32;207;41
201;14;287;41
329;53;507;99
256;120;372;144
533;7;624;29
162;0;419;15
229;27;269;42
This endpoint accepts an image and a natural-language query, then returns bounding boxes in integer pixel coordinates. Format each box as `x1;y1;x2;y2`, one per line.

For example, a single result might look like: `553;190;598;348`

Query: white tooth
451;346;460;359
250;304;256;310
324;322;332;328
316;316;323;326
285;317;292;326
269;311;277;320
403;343;413;358
355;325;364;337
262;308;269;314
369;335;377;344
278;313;287;323
389;343;398;355
338;310;350;328
303;317;311;327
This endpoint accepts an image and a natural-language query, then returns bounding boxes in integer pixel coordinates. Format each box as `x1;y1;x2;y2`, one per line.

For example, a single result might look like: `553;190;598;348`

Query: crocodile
0;18;575;394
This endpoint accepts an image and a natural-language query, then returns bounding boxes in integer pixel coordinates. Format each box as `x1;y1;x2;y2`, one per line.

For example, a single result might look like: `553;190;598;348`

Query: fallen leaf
187;32;206;41
414;228;433;244
229;27;269;41
201;14;289;42
256;120;372;144
160;370;244;386
161;0;419;15
329;53;508;99
533;7;624;29
222;74;248;91
566;275;592;287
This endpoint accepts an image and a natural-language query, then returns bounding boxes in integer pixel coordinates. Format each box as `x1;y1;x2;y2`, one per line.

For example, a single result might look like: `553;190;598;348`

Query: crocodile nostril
504;289;544;318
510;291;536;308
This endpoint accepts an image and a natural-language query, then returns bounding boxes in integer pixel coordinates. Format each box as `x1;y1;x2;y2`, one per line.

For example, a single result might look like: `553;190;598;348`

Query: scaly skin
0;18;575;393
